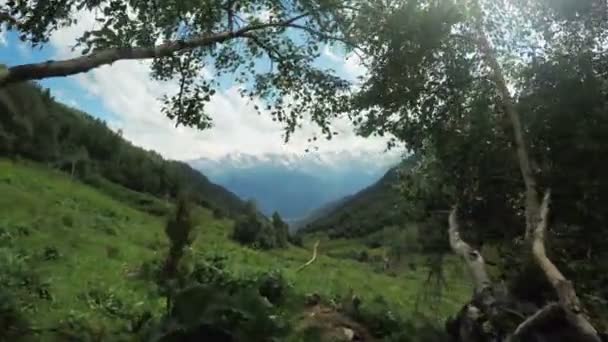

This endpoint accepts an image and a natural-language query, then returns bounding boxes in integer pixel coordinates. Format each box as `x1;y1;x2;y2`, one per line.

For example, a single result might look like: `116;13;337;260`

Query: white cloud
0;27;7;47
44;10;394;161
344;52;366;80
322;46;367;83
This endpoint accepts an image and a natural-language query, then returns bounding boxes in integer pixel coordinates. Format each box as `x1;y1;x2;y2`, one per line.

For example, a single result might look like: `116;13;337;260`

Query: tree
271;211;289;248
350;0;605;340
0;0;358;138
164;196;196;279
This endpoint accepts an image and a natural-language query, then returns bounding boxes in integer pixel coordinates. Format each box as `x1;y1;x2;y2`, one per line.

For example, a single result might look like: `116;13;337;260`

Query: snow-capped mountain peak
188;151;400;220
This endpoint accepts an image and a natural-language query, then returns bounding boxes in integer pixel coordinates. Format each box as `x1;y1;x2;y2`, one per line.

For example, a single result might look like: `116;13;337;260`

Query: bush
43;246;60;261
232;212;286;250
257;271;289;305
106;246;121;259
232;214;263;246
351;296;447;341
0;289;30;340
212;207;225;219
357;250;370;262
141;283;290;341
288;234;304;247
62;214;74;227
163;196;196;278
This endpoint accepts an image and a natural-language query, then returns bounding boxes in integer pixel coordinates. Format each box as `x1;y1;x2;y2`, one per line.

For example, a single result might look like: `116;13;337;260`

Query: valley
2;1;608;340
0;159;470;340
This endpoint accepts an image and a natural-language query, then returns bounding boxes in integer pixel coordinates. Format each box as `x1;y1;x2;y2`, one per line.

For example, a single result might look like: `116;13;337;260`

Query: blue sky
0;31;116;122
0;12;396;161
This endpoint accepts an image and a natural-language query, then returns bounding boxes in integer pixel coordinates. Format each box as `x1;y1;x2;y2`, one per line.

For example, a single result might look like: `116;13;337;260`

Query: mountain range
189;151;400;220
302;165;405;237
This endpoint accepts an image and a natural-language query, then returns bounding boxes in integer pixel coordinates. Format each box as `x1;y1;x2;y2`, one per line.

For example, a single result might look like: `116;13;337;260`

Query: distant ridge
190;152;399;219
301;158;415;238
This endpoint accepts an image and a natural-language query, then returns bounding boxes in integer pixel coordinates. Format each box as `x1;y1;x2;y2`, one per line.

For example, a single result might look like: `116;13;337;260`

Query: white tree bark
469;2;601;339
470;0;540;237
530;191;601;342
448;207;491;294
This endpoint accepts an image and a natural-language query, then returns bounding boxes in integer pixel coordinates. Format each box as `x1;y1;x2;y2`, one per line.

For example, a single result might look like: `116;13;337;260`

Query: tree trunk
471;3;540;237
465;2;601;340
528;191;601;342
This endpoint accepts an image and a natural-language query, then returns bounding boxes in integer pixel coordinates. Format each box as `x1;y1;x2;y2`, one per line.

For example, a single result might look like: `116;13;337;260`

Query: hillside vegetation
0;159;470;340
0;80;246;217
303;166;406;238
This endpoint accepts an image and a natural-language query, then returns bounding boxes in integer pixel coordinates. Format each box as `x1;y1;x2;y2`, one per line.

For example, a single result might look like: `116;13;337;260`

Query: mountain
287;195;353;231
302;158;415;238
0;81;246;217
190;151;399;220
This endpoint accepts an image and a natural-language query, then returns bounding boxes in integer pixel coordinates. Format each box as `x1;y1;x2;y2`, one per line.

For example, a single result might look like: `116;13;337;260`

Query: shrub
62;214;74;227
271;212;289;248
145;284;290;342
0;289;29;340
232;212;290;250
288;233;304;247
43;246;60;261
257;271;289;305
232;213;263;246
163;196;196;278
106;245;121;259
212;207;225;219
357;250;370;262
352;295;447;341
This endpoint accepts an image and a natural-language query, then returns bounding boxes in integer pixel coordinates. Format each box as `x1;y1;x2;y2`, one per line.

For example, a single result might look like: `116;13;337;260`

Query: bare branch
510;303;562;340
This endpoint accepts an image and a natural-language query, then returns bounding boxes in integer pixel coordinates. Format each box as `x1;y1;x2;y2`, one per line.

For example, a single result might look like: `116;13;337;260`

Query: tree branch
531;190;601;342
0;13;311;86
448;206;492;294
241;33;286;62
285;23;361;51
471;0;540;237
509;303;562;340
0;11;17;27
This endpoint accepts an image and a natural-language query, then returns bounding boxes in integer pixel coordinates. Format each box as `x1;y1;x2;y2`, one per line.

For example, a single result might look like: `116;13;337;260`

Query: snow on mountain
189;151;400;220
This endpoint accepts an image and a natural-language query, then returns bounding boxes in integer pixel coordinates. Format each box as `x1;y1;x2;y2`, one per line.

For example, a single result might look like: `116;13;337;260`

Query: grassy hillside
0;159;470;340
0;81;247;217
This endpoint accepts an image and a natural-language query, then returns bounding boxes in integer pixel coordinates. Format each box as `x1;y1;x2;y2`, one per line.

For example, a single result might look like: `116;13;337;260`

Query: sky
0;10;398;162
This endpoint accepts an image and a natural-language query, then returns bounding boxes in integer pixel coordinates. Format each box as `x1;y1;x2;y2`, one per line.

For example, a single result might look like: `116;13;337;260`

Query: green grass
0;159;471;338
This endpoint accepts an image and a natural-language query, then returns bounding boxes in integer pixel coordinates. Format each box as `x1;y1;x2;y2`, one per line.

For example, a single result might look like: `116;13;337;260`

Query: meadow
0;159;471;340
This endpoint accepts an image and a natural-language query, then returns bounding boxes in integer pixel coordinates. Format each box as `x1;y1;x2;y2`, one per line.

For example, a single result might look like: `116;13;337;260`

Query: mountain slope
190;152;398;219
0;81;246;217
0;159;469;339
303;160;413;238
288;194;353;230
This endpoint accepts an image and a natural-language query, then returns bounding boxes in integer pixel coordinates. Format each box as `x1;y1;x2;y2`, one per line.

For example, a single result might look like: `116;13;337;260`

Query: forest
1;0;608;341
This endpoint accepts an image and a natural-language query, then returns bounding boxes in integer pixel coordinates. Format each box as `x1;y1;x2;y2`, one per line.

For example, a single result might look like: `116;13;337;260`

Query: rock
342;327;355;340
